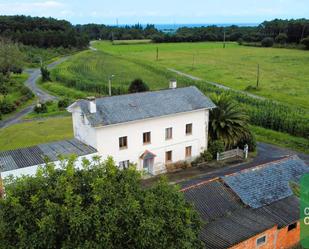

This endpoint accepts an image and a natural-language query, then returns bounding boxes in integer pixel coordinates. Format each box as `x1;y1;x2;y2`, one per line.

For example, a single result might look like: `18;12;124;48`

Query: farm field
93;41;309;109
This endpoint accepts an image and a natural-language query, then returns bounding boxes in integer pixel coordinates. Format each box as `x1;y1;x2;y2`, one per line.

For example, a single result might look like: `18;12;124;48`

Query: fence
217;145;248;161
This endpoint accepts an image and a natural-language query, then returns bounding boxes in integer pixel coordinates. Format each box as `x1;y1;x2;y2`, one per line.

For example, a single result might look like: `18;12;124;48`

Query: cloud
0;1;67;16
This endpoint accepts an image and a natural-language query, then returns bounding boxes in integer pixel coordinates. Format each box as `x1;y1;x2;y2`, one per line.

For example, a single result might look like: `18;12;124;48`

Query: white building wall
0;153;98;179
72;107;97;149
93;109;209;174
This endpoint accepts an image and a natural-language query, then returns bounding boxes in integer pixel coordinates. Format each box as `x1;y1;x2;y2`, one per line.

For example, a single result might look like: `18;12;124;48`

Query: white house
67;85;216;175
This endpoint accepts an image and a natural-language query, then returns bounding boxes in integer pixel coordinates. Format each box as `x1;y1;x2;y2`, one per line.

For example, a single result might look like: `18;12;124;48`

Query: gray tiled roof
222;155;309;208
0;139;97;173
184;178;301;248
75;86;216;127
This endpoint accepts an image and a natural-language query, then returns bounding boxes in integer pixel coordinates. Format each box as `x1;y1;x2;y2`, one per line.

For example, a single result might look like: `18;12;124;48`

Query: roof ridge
180;177;220;192
223;155;300;178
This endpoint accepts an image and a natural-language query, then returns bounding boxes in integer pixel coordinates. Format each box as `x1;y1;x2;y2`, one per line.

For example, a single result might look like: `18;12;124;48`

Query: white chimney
169;79;177;89
87;97;96;113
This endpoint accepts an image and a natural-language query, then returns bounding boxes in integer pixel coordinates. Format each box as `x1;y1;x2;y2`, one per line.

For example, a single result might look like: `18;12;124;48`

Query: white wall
72;107;97;149
93;109;209;174
0;153;98;179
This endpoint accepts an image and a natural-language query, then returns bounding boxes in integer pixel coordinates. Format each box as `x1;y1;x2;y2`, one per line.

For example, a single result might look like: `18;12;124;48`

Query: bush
208;140;225;159
41;66;51;82
34;102;47;113
20;86;34;100
0;99;16;114
275;33;288;44
236;130;257;152
128;78;150;93
261;37;274;47
58;98;71;110
301;37;309;50
0;84;8;95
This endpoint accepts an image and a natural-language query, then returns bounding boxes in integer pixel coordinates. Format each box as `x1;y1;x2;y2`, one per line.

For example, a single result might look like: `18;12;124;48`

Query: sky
0;0;308;25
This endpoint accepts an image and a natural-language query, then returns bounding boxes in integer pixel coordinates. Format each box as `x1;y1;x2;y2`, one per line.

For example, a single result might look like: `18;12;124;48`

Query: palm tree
209;94;250;148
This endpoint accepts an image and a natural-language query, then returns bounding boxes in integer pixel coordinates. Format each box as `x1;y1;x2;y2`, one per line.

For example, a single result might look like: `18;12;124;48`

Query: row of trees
1;16;309;49
0;16;89;48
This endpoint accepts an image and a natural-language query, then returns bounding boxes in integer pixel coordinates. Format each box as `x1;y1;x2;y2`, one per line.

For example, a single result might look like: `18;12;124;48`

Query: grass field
93;41;309;109
0;117;73;151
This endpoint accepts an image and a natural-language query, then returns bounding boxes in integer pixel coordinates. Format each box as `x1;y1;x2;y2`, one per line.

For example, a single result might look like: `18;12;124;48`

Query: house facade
68;86;216;175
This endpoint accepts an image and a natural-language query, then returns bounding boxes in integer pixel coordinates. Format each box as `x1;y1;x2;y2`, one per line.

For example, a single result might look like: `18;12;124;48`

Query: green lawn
0;117;73;151
94;41;309;109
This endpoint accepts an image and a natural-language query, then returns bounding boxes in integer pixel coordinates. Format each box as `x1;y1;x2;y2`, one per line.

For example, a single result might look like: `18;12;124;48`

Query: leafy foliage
41;66;51;82
301;37;309;50
208;140;225;159
0;38;24;76
128;78;150;93
209;94;250;148
34;103;47;113
57;98;71;110
0;157;203;249
261;37;274;47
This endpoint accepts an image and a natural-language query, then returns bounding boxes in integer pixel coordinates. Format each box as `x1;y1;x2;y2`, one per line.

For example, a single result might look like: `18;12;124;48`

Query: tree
275;33;288;44
41;66;51;82
128;78;150;93
261;37;274;47
0;157;203;249
209;94;250;148
0;38;23;76
301;36;309;49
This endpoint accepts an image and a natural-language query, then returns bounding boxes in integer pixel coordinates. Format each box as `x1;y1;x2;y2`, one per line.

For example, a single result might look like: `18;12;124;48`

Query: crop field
94;41;309;109
50;50;180;96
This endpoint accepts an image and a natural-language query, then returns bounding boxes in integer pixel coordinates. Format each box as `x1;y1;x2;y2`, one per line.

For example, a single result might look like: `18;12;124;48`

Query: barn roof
69;86;216;127
183;156;306;249
0;139;97;173
222;155;309;208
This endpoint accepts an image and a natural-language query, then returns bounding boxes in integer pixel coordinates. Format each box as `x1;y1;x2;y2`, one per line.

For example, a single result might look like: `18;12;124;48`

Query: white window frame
256;235;267;247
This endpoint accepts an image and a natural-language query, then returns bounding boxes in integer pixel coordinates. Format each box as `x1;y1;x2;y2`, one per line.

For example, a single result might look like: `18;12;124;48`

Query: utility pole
256;64;260;88
156;47;159;61
223;31;226;48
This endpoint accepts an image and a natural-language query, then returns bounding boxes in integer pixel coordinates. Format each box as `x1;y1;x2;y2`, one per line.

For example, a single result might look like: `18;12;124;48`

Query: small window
165;128;173;140
166;151;172;163
119;160;130;169
186;123;192;135
119;136;128;149
185;146;192;158
288;223;297;231
143;132;151;144
256;236;266;246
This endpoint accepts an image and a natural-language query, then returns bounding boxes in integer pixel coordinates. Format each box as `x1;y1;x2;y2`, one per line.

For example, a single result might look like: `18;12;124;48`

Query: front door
143;158;153;174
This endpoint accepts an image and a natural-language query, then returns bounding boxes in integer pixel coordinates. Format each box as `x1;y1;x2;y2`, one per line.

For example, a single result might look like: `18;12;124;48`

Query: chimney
169;79;177;89
87;97;96;114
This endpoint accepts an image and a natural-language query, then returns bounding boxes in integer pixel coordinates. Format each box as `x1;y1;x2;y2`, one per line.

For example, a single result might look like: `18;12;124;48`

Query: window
288;223;297;231
143;132;151;144
119;136;128;149
119;160;130;169
256;236;266;246
165;127;173;140
186;123;192;135
165;151;172;163
185;146;192;158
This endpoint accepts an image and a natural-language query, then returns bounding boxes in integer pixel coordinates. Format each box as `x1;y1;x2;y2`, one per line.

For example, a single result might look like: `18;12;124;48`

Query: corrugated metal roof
72;86;216;127
0;139;97;173
222;155;309;208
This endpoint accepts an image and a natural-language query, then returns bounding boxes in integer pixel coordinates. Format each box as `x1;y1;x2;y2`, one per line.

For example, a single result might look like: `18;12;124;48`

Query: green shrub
58;98;71;110
128;78;150;93
41;66;51;82
34;103;47;113
208;140;225;159
0;99;16;114
261;37;274;47
301;37;309;50
0;84;8;95
236;130;257;152
20;86;34;100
